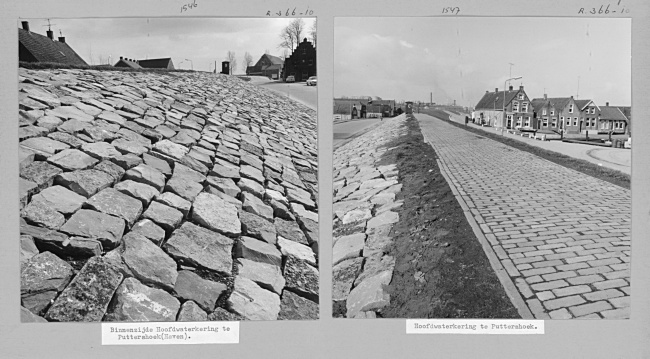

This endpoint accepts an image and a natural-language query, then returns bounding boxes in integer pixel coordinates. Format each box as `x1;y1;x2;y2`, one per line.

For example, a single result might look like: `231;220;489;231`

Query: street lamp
185;58;193;71
501;76;522;136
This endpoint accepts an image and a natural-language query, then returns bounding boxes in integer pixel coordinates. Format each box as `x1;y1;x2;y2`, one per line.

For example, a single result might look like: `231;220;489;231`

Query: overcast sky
21;17;316;74
334;17;631;107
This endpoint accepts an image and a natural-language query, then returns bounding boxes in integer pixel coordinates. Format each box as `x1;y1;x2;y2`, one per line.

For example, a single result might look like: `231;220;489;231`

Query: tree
309;19;317;47
244;52;253;72
278;18;305;52
225;51;237;74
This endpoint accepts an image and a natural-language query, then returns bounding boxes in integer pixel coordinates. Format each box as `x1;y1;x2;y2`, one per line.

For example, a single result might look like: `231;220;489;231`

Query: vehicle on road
285;75;295;83
306;76;317;86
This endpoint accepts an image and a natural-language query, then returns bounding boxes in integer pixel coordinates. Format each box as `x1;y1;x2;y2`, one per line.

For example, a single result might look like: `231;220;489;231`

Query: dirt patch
378;115;520;319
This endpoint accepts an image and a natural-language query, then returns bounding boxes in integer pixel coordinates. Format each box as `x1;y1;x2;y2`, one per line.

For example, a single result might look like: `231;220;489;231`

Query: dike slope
18;68;318;322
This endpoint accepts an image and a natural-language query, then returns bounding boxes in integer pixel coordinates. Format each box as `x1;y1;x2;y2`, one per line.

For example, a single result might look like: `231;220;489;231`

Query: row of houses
472;85;631;135
245;38;317;82
333;98;398;119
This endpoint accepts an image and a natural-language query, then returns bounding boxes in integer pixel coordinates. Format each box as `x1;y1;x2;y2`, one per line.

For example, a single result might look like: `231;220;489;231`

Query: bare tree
226;51;237;74
244;52;254;72
309;19;317;47
278;18;305;51
281;48;289;61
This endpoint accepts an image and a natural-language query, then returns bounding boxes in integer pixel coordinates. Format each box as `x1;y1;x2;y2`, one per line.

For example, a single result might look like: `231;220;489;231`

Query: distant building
246;54;284;79
114;57;142;69
114;57;174;70
281;38;316;82
473;85;533;129
18;21;87;66
137;58;175;69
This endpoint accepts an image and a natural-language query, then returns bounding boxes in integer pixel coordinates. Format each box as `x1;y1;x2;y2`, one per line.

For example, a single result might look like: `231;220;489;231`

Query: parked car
285;75;295;83
306;76;317;86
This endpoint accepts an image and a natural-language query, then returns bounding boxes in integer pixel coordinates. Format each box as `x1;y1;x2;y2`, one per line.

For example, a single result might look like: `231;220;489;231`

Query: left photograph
18;17;319;322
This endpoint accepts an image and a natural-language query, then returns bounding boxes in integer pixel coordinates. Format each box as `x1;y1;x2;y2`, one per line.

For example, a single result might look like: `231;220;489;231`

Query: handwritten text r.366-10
267;7;314;17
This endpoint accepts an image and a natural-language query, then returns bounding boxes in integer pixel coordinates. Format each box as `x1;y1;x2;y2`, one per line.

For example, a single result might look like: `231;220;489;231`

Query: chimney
495;87;499;92
519;85;524;90
120;56;123;60
509;85;513;91
47;30;54;40
58;36;65;43
606;102;609;107
21;21;30;31
543;94;547;100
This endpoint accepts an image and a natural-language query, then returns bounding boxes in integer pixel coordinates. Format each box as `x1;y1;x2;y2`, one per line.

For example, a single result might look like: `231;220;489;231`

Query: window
518;93;524;100
512;101;519;112
522;102;528;112
550;109;555;115
524;117;530;127
542;119;548;127
566;119;570;126
573;117;578;126
591;119;596;127
516;116;522;127
542;108;547;115
552;119;557;128
569;104;574;113
591;108;595;114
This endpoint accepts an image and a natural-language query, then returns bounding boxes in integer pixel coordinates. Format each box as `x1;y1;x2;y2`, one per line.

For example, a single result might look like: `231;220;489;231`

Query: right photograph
332;17;631;320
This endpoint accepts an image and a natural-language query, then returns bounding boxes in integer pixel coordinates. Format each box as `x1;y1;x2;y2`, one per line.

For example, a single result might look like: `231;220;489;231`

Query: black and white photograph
332;17;632;320
17;16;319;322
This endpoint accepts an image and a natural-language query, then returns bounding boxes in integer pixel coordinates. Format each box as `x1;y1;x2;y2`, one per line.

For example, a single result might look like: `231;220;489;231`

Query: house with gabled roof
246;53;284;79
114;57;142;69
473;85;533;129
598;102;629;135
18;21;87;66
137;58;175;69
574;99;600;134
530;96;576;133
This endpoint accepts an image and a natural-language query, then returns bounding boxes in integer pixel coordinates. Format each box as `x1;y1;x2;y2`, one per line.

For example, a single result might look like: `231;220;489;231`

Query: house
281;38;316;82
598;102;629;135
18;21;87;66
574;99;600;134
246;54;284;79
137;58;175;69
530;96;577;133
114;57;142;69
473;85;533;129
368;99;396;117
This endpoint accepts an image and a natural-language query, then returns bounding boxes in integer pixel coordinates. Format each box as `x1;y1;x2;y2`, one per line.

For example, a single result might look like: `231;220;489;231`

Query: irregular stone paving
417;113;630;319
18;67;318;321
332;115;407;318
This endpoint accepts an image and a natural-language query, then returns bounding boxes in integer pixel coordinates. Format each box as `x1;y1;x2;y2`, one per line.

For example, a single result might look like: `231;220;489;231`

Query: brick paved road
417;113;631;319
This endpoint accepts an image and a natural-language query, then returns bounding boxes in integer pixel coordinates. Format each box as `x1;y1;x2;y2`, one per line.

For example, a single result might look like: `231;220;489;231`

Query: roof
574;99;597;111
114;58;142;69
264;54;284;65
530;98;549;112
475;89;520;110
617;106;631;121
18;28;87;66
137;58;174;69
263;64;283;71
369;100;396;107
599;106;628;121
545;97;573;110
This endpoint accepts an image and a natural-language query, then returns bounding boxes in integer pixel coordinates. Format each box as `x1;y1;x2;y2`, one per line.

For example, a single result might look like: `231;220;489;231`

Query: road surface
438;110;630;175
417;113;630;319
249;76;317;110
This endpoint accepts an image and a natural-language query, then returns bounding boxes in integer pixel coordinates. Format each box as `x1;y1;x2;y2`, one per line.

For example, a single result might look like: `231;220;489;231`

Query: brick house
281;38;316;82
18;21;87;66
473;85;533;129
598;103;629;134
246;54;284;79
575;99;600;134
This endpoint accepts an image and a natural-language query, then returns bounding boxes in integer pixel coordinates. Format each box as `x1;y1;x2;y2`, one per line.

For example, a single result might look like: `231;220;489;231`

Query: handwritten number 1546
181;0;198;13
